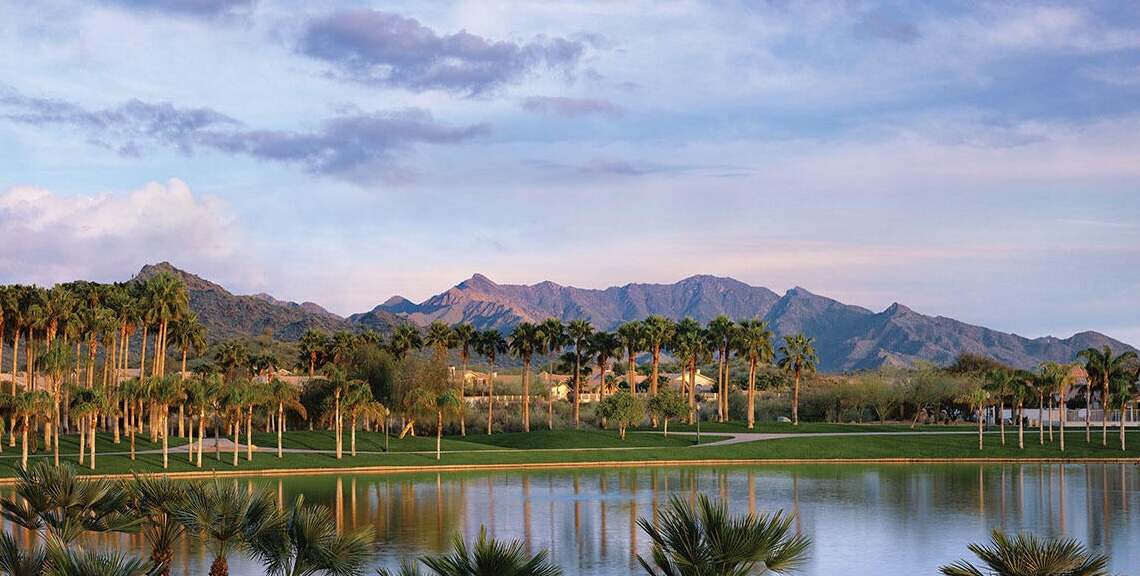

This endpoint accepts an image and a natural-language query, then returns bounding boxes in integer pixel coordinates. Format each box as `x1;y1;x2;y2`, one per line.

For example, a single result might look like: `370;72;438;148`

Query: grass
634;421;976;434
0;427;1135;479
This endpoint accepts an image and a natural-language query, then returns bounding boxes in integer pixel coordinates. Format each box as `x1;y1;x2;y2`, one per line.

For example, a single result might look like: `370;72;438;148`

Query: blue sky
1;0;1139;345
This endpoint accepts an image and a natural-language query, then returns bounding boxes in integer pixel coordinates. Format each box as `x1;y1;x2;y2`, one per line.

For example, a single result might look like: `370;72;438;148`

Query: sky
1;1;1139;346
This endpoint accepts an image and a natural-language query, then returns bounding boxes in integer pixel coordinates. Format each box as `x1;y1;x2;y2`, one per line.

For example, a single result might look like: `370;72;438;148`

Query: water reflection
1;464;1137;575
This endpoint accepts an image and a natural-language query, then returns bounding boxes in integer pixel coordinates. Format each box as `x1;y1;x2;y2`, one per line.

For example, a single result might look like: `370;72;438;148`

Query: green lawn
2;428;1136;479
634;421;976;434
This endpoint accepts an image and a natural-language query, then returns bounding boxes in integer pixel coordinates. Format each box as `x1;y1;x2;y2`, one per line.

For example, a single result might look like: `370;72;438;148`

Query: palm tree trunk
573;352;581;428
998;399;1005;445
1120;402;1127;452
277;403;284;458
1102;382;1109;446
79;417;87;464
162;410;169;469
198;411;205;467
89;414;97;470
129;404;136;460
977;406;984;450
792;372;801;426
1060;387;1066;452
232;420;239;466
1018;402;1024;449
487;361;495;435
689;359;697;425
335;392;342;459
1085;385;1091;443
460;353;468;436
139;325;148;378
747;357;757;429
208;555;228;576
351;415;357;457
523;358;531;432
436;411;442;461
21;416;29;469
246;407;253;461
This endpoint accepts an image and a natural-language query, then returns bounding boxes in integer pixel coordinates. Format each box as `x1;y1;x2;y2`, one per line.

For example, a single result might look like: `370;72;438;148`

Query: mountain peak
458;273;498;290
885;302;914;316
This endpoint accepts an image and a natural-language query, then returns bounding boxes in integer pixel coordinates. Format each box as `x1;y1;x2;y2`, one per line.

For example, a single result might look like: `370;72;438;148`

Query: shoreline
5;455;1137;485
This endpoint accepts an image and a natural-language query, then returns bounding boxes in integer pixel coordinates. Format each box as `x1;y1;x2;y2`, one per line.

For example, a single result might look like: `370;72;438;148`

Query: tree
175;480;279;576
736;320;774;429
0;462;139;546
508;322;544;432
378;526;561;576
342;379;382;457
389;324;423;360
648;389;687;437
940;529;1109;576
1009;371;1034;450
777;334;818;426
328;331;356;367
539;318;565;430
566;319;594;428
706;316;736;422
10;390;48;469
452;323;477;436
127;475;188;575
150;375;184;469
637;494;811;576
410;387;462;461
425;321;454;357
474;330;506;435
268;378;307;459
983;369;1016;446
669;319;707;424
595;390;642;439
588;331;622;401
1039;362;1073;452
299;330;328;377
642;316;676;418
251;495;374;576
1078;345;1137;446
958;385;989;450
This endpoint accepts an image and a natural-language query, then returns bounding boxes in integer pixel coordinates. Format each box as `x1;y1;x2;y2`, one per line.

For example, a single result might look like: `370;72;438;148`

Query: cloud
0;86;486;183
0;85;239;156
297;9;586;95
200;109;489;183
520;96;622;118
98;0;255;18
0;179;246;286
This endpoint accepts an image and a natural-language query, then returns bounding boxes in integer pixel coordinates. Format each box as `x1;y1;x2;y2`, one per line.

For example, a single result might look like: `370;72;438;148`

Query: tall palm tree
267;378;306;459
539;318;566;430
127;475;188;576
940;529;1109;576
959;386;990;450
389;324;423;360
588;331;622;401
341;379;378;457
10;390;48;469
378;526;562;576
215;340;250;385
38;339;73;465
1078;345;1137;446
983;369;1016;446
425;321;454;358
146;273;189;378
411;386;462;461
1010;372;1034;450
328;331;356;368
475;330;506;435
669;319;707;424
616;321;644;396
452;323;477;436
508;322;543;432
642;316;676;409
777;334;817;426
706;316;736;422
298;330;328;377
151;376;183;469
1039;362;1074;452
184;373;217;465
250;495;374;576
169;312;206;382
736;320;774;430
566;319;594;428
637;494;810;576
175;480;279;576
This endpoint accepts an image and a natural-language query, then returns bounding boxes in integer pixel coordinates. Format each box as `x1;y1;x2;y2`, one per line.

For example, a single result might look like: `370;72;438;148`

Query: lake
6;463;1138;575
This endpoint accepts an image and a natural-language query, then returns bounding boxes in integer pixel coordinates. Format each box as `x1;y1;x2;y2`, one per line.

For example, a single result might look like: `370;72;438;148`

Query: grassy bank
1;428;1136;479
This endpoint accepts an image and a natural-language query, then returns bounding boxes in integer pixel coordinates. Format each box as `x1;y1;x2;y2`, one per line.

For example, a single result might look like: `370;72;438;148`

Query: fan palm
958;386;990;450
0;531;45;576
127;475;189;575
566;319;594;428
0;461;140;546
268;377;307;458
1078;345;1137;446
43;543;162;576
642;316;676;408
299;330;329;377
378;526;561;576
587;331;622;401
250;495;374;576
474;330;506;435
10;390;49;469
736;320;774;430
508;322;544;432
174;480;279;576
617;321;645;396
389;325;423;361
637;494;810;576
983;369;1016;446
939;529;1109;576
452;323;478;436
669;319;708;424
150;375;184;469
777;334;817;426
705;316;736;422
410;387;462;461
539;318;566;430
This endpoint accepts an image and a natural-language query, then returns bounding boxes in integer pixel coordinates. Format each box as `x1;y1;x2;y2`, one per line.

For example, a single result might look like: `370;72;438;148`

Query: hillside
374;274;1137;371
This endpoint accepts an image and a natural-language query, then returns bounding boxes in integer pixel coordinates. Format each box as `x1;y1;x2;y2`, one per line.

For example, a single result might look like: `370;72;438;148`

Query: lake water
6;463;1138;575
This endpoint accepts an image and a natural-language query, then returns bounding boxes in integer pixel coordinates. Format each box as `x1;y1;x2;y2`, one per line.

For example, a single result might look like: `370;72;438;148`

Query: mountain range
135;263;1135;372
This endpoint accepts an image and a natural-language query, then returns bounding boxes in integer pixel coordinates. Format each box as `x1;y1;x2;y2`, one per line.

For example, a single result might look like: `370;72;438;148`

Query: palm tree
983;369;1015;446
184;372;218;466
267;378;306;459
175;480;279;576
127;475;188;575
298;330;328;377
474;330;506;435
0;461;140;546
566;319;594;428
777;334;817;426
1107;369;1135;451
425;321;454;357
642;316;676;410
322;367;356;460
214;340;250;385
38;339;73;465
616;320;644;396
1039;362;1074;452
1078;345;1137;446
706;316;736;422
389;324;423;360
412;387;462;461
378;526;561;576
669;319;707;424
250;495;374;576
10;390;48;469
508;322;544;432
940;529;1109;576
151;375;184;469
342;379;380;457
1010;372;1034;450
736;320;774;430
452;323;477;436
539;318;566;430
146;273;189;378
588;331;622;401
959;386;990;450
637;494;810;576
